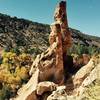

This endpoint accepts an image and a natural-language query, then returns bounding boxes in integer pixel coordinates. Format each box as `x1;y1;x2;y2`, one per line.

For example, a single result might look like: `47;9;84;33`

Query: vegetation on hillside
68;43;99;56
0;13;100;53
0;49;33;99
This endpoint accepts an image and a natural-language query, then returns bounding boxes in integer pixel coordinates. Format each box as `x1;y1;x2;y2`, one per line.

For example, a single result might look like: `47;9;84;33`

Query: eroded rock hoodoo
31;0;72;85
13;1;100;100
14;1;72;100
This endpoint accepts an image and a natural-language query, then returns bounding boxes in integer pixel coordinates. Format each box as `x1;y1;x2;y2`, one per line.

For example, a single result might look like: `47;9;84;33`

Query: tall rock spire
49;0;72;84
49;0;72;54
14;1;72;100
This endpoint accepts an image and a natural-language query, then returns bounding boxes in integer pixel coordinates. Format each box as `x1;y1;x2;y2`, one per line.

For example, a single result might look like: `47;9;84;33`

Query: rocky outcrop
73;55;99;87
47;55;100;100
12;0;100;100
14;1;72;99
30;0;72;85
49;23;64;85
72;55;100;95
14;68;39;100
50;1;72;53
47;86;67;100
14;81;57;100
36;82;57;95
48;1;72;85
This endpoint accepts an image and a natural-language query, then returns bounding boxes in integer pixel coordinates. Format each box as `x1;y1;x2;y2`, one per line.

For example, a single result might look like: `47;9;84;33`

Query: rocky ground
12;52;100;100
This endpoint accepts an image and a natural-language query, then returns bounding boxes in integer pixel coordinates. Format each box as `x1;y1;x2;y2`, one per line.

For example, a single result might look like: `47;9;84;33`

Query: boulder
73;55;100;96
26;91;38;100
82;54;90;65
14;68;39;100
73;55;99;88
36;81;57;95
47;86;67;100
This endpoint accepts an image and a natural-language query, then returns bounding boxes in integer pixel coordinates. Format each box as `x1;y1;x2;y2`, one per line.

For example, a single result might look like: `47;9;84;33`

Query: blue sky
0;0;100;37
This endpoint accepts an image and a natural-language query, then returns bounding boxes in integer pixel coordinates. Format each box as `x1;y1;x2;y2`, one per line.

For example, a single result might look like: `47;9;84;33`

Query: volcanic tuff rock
47;86;67;100
47;55;100;100
30;0;72;85
36;82;57;95
14;1;72;99
12;0;100;100
14;68;39;100
14;55;100;100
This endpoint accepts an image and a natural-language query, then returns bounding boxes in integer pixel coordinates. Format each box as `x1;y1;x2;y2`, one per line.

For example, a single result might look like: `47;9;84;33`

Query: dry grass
83;80;100;100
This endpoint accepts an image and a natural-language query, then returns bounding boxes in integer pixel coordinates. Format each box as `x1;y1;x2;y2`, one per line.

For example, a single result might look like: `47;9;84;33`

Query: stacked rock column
54;1;72;53
49;0;72;84
50;23;64;84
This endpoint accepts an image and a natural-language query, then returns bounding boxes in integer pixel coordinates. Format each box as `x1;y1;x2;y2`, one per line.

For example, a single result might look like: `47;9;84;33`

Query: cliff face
0;13;100;52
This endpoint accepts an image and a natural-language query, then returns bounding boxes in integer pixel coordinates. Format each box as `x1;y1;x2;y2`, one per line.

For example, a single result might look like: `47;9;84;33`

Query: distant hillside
0;13;100;53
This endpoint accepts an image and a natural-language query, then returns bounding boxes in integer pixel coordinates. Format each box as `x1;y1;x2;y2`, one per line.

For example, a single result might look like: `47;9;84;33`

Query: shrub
0;50;33;98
